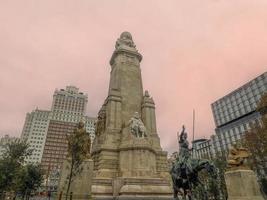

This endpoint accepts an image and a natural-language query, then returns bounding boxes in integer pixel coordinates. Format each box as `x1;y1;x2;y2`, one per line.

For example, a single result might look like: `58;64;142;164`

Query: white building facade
192;139;213;159
20;86;96;165
21;109;51;164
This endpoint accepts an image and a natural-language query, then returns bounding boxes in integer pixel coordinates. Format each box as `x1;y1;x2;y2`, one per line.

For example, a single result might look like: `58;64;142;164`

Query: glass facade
211;72;267;127
211;72;267;155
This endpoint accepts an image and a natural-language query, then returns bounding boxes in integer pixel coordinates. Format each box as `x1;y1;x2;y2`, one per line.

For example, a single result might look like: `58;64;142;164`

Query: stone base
95;198;174;200
119;178;172;196
57;158;94;200
225;169;264;200
92;177;172;199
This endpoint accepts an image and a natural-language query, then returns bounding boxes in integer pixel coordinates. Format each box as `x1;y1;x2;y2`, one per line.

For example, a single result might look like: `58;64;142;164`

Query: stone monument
91;32;172;199
225;146;264;200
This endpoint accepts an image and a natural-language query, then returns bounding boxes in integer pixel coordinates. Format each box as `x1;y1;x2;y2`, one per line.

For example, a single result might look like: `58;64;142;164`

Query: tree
0;140;32;198
0;140;43;200
242;93;267;177
16;164;44;200
212;153;228;200
65;122;91;200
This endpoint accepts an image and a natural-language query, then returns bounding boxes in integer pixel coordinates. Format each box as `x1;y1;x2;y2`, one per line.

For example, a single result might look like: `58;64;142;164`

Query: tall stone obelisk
91;32;172;199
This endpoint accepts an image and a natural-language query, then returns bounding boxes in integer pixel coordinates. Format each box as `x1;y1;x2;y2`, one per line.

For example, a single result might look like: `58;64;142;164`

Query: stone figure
115;31;136;50
95;110;106;136
74;121;91;158
227;145;250;169
128;112;147;138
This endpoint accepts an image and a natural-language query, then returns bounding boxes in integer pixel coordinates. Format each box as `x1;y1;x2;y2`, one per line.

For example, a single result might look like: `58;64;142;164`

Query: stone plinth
119;135;157;177
225;169;264;200
57;158;94;200
94;197;173;200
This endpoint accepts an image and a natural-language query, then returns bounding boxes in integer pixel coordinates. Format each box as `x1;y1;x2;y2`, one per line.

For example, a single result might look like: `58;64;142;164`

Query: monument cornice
110;48;142;65
118;145;157;154
141;103;155;109
107;94;122;102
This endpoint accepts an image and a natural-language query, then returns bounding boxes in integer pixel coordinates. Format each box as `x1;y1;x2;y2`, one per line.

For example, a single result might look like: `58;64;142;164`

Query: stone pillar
225;169;264;200
109;42;143;124
141;90;161;151
106;90;122;130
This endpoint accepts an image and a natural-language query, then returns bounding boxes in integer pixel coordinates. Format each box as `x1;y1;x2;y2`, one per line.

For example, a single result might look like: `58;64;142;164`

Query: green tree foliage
242;93;267;195
212;153;228;200
0;140;43;199
0;140;32;194
16;164;44;199
65;122;91;200
192;157;226;200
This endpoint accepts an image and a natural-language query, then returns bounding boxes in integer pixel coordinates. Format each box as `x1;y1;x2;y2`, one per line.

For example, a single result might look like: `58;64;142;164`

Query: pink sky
0;0;267;153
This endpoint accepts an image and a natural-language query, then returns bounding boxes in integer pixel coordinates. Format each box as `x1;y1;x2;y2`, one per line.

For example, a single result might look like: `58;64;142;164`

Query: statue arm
127;118;133;127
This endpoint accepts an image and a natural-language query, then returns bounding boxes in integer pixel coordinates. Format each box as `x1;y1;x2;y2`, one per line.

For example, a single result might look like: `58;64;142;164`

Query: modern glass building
211;72;267;155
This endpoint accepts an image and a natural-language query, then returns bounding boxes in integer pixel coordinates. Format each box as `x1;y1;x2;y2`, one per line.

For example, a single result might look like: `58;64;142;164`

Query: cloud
0;0;266;154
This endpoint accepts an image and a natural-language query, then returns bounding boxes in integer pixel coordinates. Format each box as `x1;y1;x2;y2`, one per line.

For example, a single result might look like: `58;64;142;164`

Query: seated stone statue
227;145;250;169
128;112;147;138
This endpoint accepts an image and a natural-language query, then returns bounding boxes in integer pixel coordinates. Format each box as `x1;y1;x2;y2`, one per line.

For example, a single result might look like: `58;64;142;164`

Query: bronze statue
227;145;250;170
178;125;190;159
170;125;218;200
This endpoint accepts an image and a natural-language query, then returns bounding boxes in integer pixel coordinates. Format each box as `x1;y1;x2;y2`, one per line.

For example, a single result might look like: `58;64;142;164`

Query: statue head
133;112;140;119
144;90;150;97
181;125;187;140
116;31;136;49
78;121;85;129
120;31;133;41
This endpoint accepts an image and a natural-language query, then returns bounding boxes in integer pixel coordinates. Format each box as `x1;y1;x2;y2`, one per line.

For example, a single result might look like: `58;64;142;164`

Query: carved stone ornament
115;31;136;50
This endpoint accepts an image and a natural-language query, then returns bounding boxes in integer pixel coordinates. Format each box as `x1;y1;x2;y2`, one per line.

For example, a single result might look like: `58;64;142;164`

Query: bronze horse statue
170;158;217;200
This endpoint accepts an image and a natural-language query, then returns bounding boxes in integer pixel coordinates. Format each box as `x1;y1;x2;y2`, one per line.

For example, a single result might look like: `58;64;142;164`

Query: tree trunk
65;159;74;200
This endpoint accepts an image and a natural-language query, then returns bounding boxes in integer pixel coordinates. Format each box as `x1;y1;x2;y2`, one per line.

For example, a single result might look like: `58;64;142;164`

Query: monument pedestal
225;169;264;200
57;158;94;200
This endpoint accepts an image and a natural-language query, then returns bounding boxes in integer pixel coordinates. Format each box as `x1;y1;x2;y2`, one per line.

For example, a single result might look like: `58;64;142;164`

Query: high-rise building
0;134;21;158
21;109;50;164
211;72;267;155
20;86;96;168
41;86;95;173
51;86;87;119
41;120;77;172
